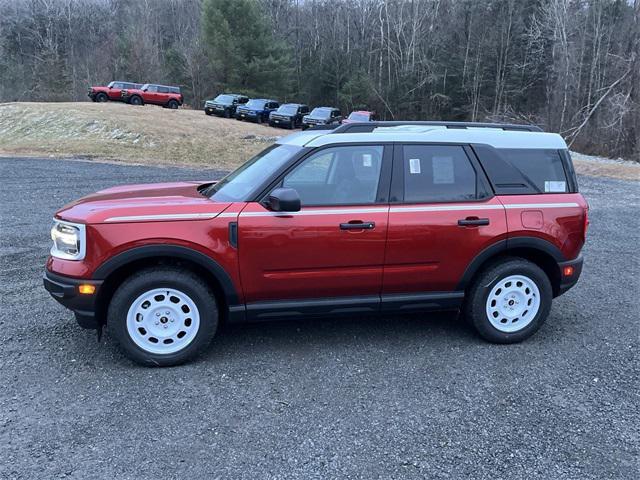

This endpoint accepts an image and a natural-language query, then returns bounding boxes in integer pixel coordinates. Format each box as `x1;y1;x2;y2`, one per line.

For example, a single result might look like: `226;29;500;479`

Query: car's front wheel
129;95;143;106
95;92;108;102
464;258;552;343
107;267;218;366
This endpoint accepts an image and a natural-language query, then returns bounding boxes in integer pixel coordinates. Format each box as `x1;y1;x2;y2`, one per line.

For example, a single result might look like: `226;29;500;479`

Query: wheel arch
458;237;564;297
93;245;241;326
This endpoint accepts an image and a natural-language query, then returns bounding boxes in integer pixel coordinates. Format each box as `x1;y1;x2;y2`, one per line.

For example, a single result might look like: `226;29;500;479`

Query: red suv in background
44;121;588;366
342;110;377;124
88;81;142;103
121;83;183;109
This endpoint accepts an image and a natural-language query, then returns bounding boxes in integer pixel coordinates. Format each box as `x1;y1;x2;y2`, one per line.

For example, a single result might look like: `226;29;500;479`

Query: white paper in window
362;153;372;167
409;158;421;174
432;156;455;184
544;180;566;192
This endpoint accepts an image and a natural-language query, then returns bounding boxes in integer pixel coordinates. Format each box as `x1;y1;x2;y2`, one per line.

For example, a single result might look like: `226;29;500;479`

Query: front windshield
348;112;370;121
277;104;298;114
214;94;234;104
310;108;331;119
107;81;115;88
244;99;266;110
140;83;149;91
207;144;302;202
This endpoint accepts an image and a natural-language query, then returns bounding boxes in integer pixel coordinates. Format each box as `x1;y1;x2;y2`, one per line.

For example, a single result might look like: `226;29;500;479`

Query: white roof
276;125;567;150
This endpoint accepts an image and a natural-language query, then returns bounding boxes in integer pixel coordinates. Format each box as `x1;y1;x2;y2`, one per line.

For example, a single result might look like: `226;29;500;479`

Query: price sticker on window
362;153;372;167
544;181;566;192
409;158;421;174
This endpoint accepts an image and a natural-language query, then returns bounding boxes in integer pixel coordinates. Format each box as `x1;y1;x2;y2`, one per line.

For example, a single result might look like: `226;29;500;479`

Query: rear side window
158;86;169;94
497;149;568;193
402;145;477;203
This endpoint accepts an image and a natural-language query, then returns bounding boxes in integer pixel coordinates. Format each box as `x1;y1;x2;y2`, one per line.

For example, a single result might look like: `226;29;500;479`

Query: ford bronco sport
235;99;280;123
88;81;142;102
269;103;310;129
121;83;183;109
204;93;249;118
44;121;588;366
302;107;343;129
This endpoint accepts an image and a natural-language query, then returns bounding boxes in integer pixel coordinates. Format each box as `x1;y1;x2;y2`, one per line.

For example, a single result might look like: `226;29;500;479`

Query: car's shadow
198;310;479;363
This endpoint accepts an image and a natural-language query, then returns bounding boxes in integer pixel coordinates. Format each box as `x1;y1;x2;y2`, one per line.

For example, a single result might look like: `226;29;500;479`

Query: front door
383;143;507;295
238;144;392;308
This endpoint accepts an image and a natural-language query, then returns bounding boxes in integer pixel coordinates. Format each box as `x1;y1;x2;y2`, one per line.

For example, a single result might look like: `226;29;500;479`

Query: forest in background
0;0;638;159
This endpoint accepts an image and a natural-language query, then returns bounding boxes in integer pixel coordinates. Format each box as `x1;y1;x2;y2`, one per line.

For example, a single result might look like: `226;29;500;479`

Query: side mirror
267;188;301;212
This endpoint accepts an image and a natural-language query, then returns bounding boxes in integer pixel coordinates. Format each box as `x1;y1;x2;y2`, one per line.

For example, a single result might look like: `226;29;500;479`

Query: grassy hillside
0;102;288;170
0;102;638;180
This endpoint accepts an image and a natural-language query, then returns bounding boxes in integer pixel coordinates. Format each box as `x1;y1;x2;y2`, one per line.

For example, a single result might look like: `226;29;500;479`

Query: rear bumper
557;255;584;296
43;271;103;329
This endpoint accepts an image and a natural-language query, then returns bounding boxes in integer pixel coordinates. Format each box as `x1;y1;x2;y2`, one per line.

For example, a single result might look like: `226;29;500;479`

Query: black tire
95;92;108;103
256;115;262;124
107;267;218;366
289;118;295;129
205;110;212;116
129;95;143;106
167;99;179;110
463;257;552;344
224;109;231;118
268;121;275;127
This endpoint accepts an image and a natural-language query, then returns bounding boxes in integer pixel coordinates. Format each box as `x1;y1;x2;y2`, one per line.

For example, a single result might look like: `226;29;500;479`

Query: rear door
238;144;392;306
382;143;507;297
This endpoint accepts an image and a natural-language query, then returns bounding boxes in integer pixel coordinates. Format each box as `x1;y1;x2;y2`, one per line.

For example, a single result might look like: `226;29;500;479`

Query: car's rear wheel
167;99;179;109
95;92;108;102
129;95;143;106
107;267;218;366
464;258;552;343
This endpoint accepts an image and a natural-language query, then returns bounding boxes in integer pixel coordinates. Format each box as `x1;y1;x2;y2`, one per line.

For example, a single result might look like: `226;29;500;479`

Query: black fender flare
456;237;565;291
92;244;240;306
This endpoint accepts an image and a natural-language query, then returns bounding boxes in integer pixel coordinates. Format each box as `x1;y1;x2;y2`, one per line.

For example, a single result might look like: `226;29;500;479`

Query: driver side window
282;145;384;206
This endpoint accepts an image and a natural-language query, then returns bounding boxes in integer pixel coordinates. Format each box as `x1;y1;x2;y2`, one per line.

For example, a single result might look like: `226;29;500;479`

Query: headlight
50;220;86;260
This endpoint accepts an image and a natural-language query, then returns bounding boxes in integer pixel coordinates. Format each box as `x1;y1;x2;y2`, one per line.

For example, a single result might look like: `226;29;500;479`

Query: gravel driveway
0;157;638;479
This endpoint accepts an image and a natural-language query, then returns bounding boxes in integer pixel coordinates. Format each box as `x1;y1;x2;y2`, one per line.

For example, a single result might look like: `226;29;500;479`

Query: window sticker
544;180;566;192
362;153;372;167
409;158;421;174
432;156;455;184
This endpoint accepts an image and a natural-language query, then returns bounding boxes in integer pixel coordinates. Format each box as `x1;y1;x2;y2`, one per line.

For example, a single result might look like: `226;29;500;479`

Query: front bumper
44;270;103;329
557;255;584;296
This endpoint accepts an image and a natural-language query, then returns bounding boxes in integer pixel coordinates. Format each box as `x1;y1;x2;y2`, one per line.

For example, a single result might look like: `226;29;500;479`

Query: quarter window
497;149;568;193
282;145;384;206
402;145;477;203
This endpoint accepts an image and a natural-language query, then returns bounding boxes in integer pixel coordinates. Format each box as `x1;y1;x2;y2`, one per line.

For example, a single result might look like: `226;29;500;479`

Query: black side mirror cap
267;188;301;212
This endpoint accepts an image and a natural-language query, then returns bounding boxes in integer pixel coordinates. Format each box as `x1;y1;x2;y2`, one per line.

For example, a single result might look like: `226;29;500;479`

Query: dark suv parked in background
204;93;249;118
121;84;183;109
88;81;142;102
235;99;280;123
302;107;343;129
269;103;310;129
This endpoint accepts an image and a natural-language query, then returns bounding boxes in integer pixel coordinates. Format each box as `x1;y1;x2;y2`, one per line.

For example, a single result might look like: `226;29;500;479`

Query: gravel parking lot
0;156;638;479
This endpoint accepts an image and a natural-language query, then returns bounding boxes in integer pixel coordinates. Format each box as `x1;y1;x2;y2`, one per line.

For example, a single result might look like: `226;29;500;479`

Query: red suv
44;121;588;366
121;83;183;109
88;81;142;103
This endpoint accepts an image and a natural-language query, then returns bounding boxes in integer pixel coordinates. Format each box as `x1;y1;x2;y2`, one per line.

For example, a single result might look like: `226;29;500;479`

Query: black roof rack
332;121;543;134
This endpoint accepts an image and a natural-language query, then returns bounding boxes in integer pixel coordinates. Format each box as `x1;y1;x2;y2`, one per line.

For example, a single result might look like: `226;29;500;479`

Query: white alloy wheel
126;288;200;354
485;274;541;333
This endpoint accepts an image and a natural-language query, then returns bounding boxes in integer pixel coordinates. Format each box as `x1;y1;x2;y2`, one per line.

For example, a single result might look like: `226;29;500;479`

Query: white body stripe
503;202;580;209
390;204;503;213
104;212;219;222
239;202;580;218
104;202;580;222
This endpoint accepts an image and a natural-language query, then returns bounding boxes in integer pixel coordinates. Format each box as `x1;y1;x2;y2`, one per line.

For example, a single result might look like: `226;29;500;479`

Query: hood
56;181;231;224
